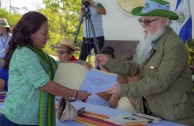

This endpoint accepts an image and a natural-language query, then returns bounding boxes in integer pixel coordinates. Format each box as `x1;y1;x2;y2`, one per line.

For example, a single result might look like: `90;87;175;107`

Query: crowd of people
0;0;193;126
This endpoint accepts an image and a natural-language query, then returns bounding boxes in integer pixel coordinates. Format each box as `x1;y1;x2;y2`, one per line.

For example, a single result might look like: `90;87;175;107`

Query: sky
1;0;44;13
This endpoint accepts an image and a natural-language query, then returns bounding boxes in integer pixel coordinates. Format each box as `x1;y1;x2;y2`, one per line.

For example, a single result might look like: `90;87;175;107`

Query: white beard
135;25;165;65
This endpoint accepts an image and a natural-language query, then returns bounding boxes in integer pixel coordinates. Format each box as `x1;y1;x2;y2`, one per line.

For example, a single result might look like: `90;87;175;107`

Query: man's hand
117;75;129;84
106;83;121;97
95;54;109;67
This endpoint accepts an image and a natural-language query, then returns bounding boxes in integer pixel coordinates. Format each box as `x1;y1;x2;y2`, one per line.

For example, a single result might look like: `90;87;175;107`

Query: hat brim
131;7;179;20
53;45;80;51
0;24;10;28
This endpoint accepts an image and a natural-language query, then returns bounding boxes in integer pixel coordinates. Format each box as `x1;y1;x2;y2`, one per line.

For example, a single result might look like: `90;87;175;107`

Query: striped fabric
74;111;148;126
74;111;118;126
26;45;58;126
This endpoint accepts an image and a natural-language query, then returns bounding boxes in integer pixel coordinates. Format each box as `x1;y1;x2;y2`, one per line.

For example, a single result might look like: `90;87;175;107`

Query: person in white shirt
79;0;106;61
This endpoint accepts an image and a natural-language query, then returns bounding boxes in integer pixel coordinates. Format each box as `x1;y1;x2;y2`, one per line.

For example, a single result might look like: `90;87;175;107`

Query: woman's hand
77;90;91;100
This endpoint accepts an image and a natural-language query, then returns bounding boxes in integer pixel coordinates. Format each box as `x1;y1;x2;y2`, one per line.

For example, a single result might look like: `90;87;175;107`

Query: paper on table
80;69;117;93
107;114;148;123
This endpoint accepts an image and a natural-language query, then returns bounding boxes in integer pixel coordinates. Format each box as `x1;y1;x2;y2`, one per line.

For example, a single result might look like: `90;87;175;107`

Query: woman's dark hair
4;11;48;69
99;46;115;58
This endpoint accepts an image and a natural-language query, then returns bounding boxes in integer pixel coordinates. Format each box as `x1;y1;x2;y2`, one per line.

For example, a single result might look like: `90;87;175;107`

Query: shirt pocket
159;94;188;121
161;102;185;121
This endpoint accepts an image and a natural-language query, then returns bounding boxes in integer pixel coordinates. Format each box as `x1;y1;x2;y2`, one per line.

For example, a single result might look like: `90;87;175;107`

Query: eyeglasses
56;50;69;55
138;18;160;26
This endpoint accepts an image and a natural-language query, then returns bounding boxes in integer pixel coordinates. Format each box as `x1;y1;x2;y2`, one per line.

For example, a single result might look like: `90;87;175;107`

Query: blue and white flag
171;0;192;42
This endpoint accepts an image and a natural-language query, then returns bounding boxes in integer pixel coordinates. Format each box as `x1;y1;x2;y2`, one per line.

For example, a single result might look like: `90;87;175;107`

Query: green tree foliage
186;39;194;68
0;0;84;56
41;0;84;56
0;9;21;30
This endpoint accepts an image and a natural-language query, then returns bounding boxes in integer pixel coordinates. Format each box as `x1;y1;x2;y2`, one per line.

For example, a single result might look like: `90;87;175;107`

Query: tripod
74;7;100;63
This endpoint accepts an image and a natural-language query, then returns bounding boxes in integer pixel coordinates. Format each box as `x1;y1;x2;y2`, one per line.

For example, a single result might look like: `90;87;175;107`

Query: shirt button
150;66;155;69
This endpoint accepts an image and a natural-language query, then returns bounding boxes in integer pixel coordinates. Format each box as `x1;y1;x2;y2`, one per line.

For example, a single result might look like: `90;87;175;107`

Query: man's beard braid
135;25;165;65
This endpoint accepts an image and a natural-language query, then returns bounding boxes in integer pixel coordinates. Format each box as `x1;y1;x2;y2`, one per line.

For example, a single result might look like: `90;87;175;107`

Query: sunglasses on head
138;18;160;26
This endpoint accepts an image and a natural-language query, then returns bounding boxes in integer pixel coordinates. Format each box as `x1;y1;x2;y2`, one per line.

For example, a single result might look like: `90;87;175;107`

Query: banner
171;0;192;42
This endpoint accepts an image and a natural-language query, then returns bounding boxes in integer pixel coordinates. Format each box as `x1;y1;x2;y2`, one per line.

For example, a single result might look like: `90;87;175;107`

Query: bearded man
95;0;194;125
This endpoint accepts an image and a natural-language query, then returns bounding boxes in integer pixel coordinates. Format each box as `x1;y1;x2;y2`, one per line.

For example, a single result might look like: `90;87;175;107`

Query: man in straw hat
95;0;194;125
0;18;11;68
55;38;80;62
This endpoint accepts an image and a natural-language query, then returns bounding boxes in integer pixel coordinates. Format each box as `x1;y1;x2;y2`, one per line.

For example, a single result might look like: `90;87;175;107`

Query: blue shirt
0;68;8;91
0;34;11;58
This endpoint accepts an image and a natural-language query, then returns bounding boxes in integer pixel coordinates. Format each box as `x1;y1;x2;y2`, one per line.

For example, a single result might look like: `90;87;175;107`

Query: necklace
0;35;8;48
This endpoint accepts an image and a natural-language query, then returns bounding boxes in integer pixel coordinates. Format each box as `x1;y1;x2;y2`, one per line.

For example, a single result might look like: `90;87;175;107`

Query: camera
82;0;90;7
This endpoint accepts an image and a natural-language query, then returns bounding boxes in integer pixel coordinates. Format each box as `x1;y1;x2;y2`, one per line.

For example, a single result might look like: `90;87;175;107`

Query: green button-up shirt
1;47;50;125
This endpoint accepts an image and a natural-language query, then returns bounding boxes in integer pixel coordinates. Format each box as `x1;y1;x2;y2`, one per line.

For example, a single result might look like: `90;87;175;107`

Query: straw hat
131;0;179;20
55;38;80;51
0;18;10;28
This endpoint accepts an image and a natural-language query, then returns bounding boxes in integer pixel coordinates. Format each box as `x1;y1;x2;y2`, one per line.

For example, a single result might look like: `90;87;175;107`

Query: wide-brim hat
0;18;10;28
54;38;80;51
131;0;179;20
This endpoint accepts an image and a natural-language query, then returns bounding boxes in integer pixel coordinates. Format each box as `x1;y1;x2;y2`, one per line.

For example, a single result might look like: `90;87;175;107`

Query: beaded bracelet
69;89;78;102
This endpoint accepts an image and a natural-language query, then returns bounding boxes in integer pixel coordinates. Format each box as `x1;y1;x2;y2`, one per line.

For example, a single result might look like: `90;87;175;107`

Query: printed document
53;63;117;93
80;69;117;93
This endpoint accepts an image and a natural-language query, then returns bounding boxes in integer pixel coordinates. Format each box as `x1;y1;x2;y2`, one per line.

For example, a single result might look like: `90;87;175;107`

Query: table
0;101;186;126
56;101;187;126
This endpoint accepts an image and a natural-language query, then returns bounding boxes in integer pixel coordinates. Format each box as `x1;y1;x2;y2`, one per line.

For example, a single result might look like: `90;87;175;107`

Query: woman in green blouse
0;11;91;126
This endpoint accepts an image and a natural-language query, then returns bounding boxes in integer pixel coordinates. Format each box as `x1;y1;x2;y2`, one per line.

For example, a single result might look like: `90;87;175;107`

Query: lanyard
0;35;9;48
